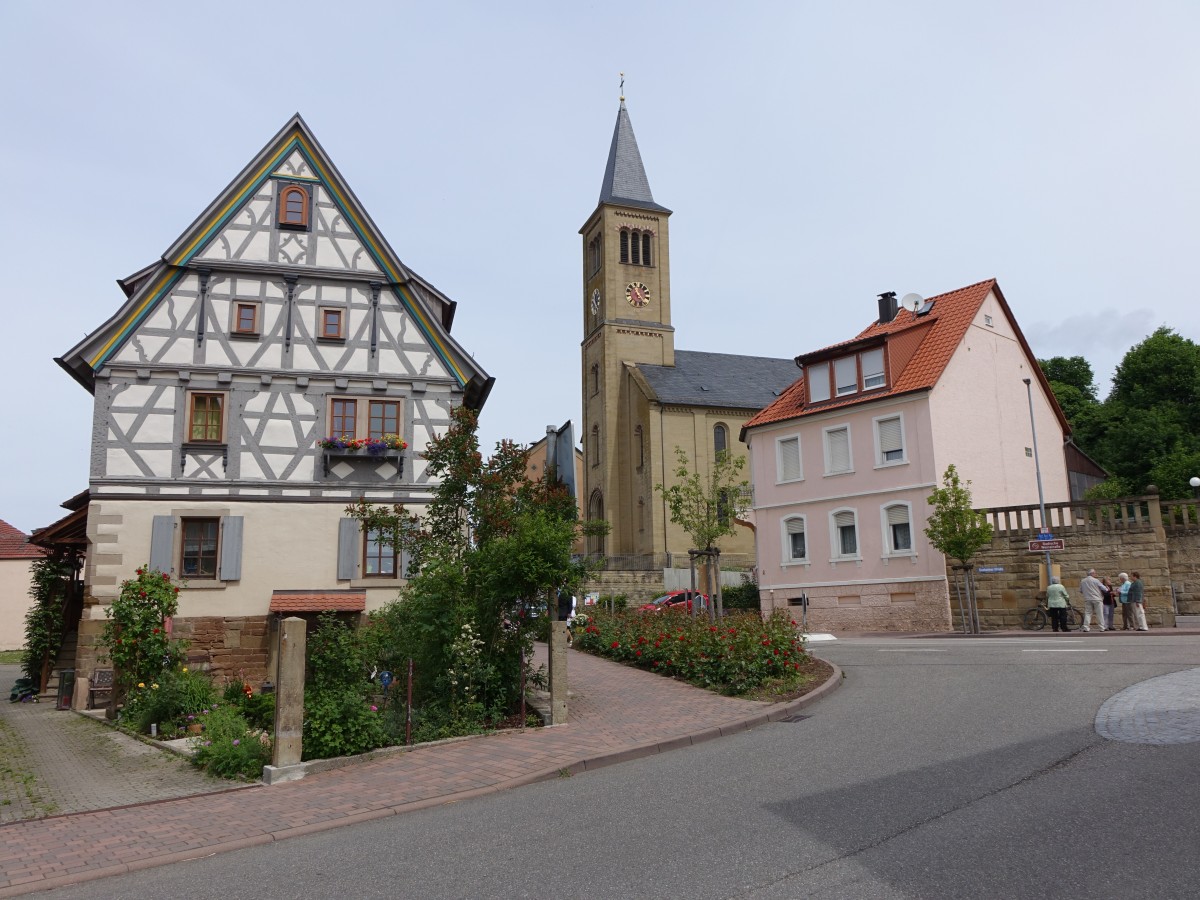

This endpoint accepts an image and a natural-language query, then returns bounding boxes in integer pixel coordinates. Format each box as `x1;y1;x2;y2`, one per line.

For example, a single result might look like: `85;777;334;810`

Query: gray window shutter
878;418;903;456
220;516;244;581
337;518;359;581
828;428;851;472
149;516;175;573
400;550;411;579
886;505;910;526
779;437;801;481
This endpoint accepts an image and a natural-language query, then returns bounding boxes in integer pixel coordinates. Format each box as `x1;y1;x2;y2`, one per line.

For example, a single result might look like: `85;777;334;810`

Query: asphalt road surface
43;634;1200;899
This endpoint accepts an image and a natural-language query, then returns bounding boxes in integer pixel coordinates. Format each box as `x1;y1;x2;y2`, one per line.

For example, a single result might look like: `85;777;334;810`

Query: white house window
875;415;905;465
777;436;802;483
834;356;858;396
861;348;885;390
984;314;994;327
783;516;807;563
807;362;830;403
831;509;859;559
883;503;914;554
824;426;852;475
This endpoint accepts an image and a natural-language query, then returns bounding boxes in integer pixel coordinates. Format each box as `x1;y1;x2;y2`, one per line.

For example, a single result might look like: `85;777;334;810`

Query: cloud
1026;307;1157;400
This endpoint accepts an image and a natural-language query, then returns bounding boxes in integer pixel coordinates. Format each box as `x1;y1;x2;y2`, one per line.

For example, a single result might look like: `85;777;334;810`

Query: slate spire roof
599;101;671;213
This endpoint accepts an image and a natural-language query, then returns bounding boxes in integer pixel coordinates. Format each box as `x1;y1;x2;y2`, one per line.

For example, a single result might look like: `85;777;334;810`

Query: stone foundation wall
172;616;271;685
1167;531;1200;615
768;579;952;633
581;570;669;606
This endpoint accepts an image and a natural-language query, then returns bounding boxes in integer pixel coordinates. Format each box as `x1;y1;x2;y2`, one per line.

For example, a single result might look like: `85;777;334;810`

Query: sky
1;1;1197;534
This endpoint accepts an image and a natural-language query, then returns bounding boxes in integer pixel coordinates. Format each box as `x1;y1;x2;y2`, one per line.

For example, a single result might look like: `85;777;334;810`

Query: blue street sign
1036;533;1054;541
977;566;1005;574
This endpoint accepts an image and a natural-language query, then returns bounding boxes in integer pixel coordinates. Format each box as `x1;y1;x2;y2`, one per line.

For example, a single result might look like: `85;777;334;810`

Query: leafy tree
347;405;599;717
1110;327;1200;418
1038;356;1097;401
923;465;994;566
655;447;749;553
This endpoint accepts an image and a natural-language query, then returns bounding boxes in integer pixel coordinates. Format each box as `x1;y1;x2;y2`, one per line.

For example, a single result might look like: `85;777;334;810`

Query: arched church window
638;497;645;533
619;229;629;264
630;230;641;265
591;424;600;467
590;364;599;397
588;490;605;556
714;424;728;456
634;425;644;470
277;184;309;228
642;232;652;266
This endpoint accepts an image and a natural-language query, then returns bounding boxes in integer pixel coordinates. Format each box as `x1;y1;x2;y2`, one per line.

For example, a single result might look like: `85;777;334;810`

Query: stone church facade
579;102;797;571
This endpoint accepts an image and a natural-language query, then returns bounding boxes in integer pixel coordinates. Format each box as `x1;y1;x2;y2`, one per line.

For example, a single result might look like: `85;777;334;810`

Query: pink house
742;279;1071;631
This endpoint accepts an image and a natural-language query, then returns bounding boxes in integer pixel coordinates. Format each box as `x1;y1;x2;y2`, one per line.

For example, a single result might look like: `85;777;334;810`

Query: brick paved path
0;648;837;896
1095;666;1200;745
0;666;229;826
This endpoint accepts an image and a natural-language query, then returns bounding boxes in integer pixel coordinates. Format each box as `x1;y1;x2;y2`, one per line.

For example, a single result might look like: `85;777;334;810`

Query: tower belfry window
631;231;641;265
642;233;651;266
619;230;629;264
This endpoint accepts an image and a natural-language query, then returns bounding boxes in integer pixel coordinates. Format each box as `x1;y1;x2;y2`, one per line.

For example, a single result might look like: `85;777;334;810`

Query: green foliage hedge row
574;608;806;695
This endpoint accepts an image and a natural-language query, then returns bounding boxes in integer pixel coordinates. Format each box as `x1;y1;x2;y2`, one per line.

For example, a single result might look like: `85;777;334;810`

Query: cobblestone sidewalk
0;665;231;825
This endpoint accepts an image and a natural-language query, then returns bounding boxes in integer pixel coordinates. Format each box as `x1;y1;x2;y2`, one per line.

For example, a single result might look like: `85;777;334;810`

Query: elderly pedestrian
1129;571;1149;631
1100;576;1116;631
1046;576;1072;633
1118;572;1134;630
1079;568;1105;632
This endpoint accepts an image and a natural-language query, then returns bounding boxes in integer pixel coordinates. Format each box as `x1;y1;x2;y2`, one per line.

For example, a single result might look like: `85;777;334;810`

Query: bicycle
1022;598;1082;632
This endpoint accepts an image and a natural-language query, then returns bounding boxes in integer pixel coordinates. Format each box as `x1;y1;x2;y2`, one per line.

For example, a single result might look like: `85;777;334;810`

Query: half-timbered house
56;115;492;700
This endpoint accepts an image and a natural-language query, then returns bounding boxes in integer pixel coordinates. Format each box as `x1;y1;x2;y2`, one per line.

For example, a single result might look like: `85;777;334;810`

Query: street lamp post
1023;378;1053;586
1190;476;1200;500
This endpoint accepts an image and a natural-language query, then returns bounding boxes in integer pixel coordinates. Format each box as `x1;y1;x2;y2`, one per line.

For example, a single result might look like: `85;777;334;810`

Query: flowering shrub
100;565;185;695
574;609;807;695
222;680;275;731
303;613;387;760
191;704;271;779
317;434;408;453
122;666;217;736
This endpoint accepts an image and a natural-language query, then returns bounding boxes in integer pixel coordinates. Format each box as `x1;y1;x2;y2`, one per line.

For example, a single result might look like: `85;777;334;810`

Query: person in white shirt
1079;569;1106;632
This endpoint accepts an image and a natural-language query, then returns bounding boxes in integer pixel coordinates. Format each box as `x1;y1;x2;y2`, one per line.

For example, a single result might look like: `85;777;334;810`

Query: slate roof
0;519;44;560
599;102;671;213
636;350;798;410
744;278;1068;436
269;591;366;613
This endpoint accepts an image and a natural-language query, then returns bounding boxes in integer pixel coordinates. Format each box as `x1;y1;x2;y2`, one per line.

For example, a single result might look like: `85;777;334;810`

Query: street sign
1028;539;1065;551
977;566;1005;574
1036;532;1054;541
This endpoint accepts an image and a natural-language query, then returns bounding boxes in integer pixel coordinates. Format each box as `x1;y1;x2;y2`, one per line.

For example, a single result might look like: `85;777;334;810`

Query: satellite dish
900;293;923;313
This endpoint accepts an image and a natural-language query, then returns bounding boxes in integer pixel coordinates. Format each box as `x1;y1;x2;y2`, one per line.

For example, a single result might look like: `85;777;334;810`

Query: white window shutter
879;418;902;456
828;429;850;472
887;505;909;526
779;437;801;481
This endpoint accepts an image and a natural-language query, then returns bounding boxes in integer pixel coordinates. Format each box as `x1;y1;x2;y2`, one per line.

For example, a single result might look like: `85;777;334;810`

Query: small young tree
924;465;993;632
655;447;750;617
99;566;186;714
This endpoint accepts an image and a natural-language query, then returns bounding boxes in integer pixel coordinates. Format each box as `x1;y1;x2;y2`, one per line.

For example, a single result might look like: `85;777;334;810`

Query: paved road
36;634;1200;899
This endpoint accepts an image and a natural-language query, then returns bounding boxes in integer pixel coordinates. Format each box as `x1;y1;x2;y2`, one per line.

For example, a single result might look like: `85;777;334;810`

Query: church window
588;233;603;276
591;424;600;467
642;233;652;266
634;425;644;470
590;364;599;397
188;393;224;443
714;424;728;456
631;231;641;265
619;229;629;264
277;184;310;229
319;307;345;341
638;498;645;533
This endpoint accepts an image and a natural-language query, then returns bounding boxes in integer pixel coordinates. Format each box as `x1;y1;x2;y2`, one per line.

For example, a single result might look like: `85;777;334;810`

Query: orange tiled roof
0;519;44;560
745;279;1000;429
269;591;366;613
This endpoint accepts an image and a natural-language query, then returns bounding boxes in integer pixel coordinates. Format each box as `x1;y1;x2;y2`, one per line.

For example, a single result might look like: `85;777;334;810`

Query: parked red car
638;590;708;613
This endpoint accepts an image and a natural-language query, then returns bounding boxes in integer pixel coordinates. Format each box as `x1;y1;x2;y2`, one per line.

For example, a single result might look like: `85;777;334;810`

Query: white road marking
877;649;948;652
1021;648;1108;653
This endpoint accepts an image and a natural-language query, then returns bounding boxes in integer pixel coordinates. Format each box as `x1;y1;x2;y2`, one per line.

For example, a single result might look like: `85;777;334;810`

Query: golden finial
619;71;625;102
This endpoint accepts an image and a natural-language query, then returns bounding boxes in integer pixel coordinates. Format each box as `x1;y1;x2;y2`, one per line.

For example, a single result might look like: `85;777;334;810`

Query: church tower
579;99;673;558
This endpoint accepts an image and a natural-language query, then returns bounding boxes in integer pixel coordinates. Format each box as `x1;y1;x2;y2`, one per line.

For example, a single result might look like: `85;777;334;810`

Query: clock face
590;288;601;316
626;282;651;308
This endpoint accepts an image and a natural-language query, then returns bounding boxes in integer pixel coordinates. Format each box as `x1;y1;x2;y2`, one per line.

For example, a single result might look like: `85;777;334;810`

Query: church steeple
598;101;671;213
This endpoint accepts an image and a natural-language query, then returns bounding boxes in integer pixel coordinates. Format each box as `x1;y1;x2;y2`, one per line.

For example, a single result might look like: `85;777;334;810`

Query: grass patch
0;650;23;664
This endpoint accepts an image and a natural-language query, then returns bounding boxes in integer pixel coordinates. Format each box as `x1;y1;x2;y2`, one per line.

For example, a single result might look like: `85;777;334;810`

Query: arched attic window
277;184;310;229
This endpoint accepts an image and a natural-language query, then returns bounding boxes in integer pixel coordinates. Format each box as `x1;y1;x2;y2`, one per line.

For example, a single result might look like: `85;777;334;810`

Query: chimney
877;291;898;324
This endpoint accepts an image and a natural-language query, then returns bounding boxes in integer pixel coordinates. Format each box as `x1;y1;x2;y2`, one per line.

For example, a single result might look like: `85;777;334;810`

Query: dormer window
806;346;888;404
834;357;858;396
277;184;310;229
861;348;885;389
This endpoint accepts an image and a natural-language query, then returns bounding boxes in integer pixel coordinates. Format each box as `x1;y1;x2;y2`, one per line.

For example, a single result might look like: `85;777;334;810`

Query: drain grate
777;714;811;723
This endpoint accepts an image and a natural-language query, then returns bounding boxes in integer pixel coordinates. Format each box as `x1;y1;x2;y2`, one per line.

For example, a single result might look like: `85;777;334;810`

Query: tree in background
655;447;750;618
924;465;994;634
348;405;599;724
1042;328;1200;499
